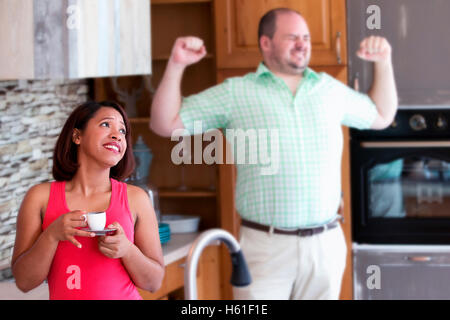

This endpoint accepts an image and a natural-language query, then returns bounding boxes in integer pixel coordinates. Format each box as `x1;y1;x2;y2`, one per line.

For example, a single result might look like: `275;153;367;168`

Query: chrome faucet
184;229;251;300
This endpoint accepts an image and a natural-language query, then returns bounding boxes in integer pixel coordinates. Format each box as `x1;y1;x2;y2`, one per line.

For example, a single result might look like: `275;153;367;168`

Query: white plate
160;214;200;234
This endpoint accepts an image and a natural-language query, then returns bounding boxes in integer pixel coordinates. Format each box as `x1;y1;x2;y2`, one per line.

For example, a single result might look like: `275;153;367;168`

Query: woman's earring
73;130;80;145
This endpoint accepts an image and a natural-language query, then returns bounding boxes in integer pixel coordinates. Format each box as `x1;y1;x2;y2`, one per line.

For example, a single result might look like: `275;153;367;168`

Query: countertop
162;232;201;266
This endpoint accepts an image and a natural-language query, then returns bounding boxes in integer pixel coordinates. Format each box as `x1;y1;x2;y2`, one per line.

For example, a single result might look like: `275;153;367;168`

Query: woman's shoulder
125;184;152;221
113;179;146;200
26;182;52;199
21;182;53;217
125;183;149;200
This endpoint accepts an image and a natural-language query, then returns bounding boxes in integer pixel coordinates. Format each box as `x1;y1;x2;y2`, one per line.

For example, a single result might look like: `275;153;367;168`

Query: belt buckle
299;226;329;237
299;229;314;237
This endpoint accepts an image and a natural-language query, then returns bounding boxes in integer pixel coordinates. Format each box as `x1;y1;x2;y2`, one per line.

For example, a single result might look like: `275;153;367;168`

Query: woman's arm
12;184;57;291
12;183;93;292
98;185;164;292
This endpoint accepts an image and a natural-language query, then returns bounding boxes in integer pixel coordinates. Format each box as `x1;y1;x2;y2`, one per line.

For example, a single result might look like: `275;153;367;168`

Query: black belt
241;216;342;237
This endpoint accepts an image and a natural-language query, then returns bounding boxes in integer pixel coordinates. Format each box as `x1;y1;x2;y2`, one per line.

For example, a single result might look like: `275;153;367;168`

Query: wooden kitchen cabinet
137;246;222;300
95;0;219;229
0;0;151;80
94;0;227;300
214;0;347;69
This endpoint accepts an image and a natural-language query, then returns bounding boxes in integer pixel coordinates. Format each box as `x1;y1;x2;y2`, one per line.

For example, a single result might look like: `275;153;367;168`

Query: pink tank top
42;178;142;300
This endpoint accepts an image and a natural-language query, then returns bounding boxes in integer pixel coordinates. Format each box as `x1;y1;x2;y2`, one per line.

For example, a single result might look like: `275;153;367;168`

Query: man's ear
259;35;271;53
72;129;81;145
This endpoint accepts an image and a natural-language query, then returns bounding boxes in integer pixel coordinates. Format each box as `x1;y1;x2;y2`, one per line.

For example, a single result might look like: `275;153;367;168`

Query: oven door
351;140;450;244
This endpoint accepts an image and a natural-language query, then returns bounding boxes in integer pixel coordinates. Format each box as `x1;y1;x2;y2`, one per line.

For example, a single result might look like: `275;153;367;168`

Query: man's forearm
369;59;398;125
150;61;185;137
150;36;207;136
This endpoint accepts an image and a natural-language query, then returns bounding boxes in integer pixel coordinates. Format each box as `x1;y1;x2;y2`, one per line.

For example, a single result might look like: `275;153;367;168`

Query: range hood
0;0;151;80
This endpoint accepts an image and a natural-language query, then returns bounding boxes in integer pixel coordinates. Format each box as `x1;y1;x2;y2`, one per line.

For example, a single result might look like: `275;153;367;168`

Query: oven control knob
436;115;447;130
409;114;427;131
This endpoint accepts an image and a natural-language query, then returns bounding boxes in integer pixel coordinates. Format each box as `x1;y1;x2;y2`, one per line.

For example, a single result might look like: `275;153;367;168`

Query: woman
11;101;164;300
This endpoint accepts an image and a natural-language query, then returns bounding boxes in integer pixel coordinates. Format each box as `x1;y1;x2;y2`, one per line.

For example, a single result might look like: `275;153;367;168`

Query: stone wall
0;79;89;280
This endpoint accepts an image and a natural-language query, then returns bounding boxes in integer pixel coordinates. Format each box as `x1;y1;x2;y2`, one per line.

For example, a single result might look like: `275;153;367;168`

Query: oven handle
360;141;450;148
405;256;433;262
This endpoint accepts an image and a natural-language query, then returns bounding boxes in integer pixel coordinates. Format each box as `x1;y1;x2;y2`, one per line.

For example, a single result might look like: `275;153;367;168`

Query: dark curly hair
52;101;135;181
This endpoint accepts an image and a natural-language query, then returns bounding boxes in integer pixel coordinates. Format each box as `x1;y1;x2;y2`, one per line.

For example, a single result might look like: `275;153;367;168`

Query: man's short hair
258;8;302;44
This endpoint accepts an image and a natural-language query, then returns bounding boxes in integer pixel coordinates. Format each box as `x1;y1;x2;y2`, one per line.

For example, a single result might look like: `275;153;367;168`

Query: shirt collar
255;62;320;81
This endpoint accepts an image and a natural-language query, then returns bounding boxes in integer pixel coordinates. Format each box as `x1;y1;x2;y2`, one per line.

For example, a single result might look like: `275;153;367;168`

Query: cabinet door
214;0;346;69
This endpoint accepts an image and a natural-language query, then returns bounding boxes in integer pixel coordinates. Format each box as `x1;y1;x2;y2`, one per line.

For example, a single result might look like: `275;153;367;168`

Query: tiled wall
0;79;89;280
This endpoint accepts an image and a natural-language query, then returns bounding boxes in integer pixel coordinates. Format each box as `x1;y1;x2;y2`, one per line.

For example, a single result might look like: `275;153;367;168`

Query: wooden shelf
152;0;211;5
158;188;216;198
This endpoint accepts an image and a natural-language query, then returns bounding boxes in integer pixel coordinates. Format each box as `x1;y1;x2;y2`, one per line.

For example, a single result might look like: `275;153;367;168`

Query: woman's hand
46;210;94;248
97;222;132;259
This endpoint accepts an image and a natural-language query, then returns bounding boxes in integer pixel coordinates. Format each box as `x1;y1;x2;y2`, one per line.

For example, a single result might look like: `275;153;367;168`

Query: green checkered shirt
180;63;377;228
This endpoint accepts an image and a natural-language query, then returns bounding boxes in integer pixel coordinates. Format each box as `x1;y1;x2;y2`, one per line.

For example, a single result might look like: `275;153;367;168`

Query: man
150;8;397;299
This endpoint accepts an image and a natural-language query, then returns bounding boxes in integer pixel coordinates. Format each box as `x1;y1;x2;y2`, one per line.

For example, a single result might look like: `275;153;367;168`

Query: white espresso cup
83;211;106;231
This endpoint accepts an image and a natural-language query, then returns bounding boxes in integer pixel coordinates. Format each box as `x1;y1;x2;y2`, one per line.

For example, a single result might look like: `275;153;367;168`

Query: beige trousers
233;224;347;300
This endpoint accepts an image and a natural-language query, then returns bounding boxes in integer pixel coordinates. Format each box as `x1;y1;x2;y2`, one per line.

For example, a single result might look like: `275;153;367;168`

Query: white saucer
81;228;117;236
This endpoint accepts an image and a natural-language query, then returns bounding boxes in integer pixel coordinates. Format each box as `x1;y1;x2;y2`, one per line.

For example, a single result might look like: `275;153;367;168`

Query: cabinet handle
353;73;360;92
336;31;342;64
